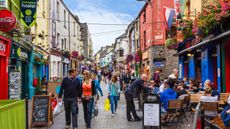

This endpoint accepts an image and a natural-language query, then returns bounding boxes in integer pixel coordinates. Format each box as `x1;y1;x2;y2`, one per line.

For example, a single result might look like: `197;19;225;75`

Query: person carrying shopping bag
81;70;96;129
108;75;120;117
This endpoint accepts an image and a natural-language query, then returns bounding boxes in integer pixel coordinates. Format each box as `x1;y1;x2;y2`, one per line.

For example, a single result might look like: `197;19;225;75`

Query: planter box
0;100;26;129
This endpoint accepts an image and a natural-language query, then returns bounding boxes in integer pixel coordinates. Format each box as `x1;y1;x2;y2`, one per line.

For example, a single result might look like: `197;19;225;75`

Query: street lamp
136;0;152;5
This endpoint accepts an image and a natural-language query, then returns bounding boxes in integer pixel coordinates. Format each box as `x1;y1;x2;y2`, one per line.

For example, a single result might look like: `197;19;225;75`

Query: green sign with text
20;0;37;28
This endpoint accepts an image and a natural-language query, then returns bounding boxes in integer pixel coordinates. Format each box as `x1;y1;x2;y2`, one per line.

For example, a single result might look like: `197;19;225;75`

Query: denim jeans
110;95;118;114
82;98;94;128
64;98;78;128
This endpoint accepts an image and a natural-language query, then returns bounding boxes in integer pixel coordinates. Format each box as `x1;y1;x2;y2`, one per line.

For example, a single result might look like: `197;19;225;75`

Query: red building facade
139;0;174;50
0;36;11;99
139;0;177;78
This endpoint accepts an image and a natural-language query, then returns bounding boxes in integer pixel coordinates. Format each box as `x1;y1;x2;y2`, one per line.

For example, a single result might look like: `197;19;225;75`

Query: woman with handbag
81;70;96;129
108;75;120;117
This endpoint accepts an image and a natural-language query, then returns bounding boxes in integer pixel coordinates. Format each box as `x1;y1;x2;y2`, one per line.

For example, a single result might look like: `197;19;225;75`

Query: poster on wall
20;0;37;28
0;0;6;8
9;72;21;99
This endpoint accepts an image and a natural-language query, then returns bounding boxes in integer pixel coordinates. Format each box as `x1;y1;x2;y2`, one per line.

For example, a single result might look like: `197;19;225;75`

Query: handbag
94;106;99;116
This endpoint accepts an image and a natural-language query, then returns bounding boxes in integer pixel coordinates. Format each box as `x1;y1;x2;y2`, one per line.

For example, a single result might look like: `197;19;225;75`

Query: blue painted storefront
28;50;44;98
179;44;221;91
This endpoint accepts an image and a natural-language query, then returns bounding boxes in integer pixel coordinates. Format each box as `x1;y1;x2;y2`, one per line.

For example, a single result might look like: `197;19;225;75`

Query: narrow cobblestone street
31;82;142;129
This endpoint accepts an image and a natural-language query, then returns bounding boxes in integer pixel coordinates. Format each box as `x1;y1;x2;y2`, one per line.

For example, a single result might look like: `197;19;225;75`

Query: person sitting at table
200;87;218;117
204;79;219;98
177;83;188;99
183;77;189;86
150;80;160;94
191;81;200;93
160;78;177;112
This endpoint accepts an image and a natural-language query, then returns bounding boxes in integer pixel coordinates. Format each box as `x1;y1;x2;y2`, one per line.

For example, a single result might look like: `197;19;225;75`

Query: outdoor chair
189;94;202;117
166;99;183;127
201;102;219;118
180;95;190;122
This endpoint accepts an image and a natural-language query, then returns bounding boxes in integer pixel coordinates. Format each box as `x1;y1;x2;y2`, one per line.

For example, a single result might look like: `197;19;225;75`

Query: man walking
58;69;82;129
125;74;148;121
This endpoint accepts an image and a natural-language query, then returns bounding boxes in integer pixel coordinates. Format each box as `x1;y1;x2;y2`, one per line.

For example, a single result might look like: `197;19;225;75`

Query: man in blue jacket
160;78;177;112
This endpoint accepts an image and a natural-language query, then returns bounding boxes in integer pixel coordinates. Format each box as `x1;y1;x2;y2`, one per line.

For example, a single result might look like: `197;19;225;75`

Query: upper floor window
57;1;60;21
143;31;147;48
64;10;67;28
143;10;146;23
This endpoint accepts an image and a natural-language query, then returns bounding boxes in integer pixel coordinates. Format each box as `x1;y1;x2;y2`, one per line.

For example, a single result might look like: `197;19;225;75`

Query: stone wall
149;46;178;80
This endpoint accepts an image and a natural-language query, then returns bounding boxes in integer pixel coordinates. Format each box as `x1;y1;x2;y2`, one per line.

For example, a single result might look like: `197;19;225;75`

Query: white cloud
72;1;134;54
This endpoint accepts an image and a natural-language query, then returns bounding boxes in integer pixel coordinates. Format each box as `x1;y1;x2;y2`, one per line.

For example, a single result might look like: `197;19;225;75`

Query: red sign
0;9;17;32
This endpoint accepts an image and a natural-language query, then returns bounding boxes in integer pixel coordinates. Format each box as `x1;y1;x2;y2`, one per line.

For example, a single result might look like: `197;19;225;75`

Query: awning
175;30;230;56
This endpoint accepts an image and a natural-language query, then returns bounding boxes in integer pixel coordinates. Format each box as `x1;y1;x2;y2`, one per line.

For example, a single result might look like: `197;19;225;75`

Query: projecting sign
0;0;7;8
20;0;37;28
0;9;17;32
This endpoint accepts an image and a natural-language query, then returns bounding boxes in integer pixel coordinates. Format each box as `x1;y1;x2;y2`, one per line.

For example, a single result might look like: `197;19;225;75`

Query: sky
64;0;144;54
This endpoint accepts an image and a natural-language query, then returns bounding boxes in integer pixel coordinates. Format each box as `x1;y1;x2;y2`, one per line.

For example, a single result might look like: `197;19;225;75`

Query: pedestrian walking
58;69;81;129
108;75;120;117
92;73;103;117
81;70;96;129
125;74;148;121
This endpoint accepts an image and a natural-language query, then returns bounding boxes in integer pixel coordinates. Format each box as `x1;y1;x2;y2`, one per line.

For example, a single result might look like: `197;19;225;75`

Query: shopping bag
104;98;110;111
53;101;62;115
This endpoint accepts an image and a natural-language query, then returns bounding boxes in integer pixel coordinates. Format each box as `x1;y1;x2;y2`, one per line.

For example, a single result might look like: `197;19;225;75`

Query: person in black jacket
125;74;148;121
58;69;82;129
81;70;96;129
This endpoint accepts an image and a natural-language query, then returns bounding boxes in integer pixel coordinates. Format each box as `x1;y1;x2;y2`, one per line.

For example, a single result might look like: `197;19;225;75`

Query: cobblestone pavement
30;82;194;129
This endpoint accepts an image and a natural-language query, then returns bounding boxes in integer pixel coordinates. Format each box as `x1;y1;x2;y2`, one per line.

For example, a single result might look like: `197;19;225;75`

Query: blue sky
63;0;144;54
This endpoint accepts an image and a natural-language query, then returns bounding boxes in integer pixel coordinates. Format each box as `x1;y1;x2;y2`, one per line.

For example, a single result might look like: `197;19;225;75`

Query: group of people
58;69;103;129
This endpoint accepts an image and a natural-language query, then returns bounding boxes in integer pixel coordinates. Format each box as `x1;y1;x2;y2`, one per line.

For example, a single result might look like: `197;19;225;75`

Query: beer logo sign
20;0;37;28
0;9;17;32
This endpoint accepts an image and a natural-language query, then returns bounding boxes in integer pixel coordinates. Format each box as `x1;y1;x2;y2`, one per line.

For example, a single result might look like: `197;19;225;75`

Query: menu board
144;103;160;126
31;95;53;127
9;72;21;99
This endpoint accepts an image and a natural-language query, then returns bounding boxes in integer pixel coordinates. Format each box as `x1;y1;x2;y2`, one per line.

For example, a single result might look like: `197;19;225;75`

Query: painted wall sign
0;0;7;8
0;9;17;32
20;0;37;28
0;41;6;52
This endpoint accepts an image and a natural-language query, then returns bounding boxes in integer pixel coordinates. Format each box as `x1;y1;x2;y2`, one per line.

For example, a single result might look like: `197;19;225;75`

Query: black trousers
64;98;78;128
125;91;139;120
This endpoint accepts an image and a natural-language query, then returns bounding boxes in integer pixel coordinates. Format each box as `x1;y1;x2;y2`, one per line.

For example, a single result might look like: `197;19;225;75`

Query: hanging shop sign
0;0;7;8
12;45;28;60
20;0;37;28
153;58;166;68
142;51;149;60
0;9;17;32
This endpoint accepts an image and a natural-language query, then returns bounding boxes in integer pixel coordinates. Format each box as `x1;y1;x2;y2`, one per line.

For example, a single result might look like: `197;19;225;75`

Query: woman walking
81;70;96;129
108;75;120;117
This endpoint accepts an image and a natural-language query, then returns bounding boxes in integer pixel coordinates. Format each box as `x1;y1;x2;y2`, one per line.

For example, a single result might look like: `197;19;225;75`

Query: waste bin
0;100;26;129
143;93;161;129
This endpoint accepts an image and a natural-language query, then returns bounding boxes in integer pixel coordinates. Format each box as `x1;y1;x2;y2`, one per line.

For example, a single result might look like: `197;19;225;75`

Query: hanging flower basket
134;53;141;62
126;54;134;63
34;56;41;62
63;51;71;58
78;55;85;61
71;51;79;59
166;38;177;49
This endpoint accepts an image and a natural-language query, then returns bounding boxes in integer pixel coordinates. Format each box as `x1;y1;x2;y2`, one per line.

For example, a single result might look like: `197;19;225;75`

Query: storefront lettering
0;17;15;25
21;51;28;59
0;42;6;52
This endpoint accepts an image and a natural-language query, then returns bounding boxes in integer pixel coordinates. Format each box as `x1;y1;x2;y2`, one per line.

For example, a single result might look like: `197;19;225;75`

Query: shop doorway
208;45;218;89
21;62;28;99
195;51;202;83
225;43;230;92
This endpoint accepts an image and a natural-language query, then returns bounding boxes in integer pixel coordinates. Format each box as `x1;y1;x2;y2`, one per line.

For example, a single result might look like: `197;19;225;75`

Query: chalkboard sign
31;95;53;127
9;72;21;99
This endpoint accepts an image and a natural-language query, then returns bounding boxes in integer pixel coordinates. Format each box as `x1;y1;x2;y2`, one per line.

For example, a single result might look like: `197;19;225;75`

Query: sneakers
65;125;70;129
111;114;114;117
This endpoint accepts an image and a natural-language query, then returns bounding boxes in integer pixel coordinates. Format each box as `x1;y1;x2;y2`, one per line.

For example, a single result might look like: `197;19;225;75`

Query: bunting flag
163;7;175;30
